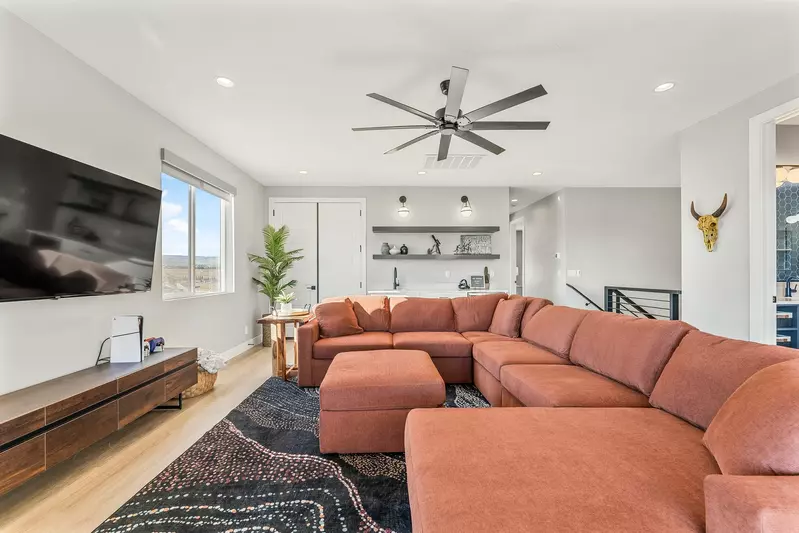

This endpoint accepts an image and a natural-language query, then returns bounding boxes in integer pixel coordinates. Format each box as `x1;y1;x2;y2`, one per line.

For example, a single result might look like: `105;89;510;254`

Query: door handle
306;285;317;290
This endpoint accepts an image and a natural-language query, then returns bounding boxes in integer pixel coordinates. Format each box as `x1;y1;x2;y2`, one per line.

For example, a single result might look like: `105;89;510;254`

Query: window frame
160;151;235;301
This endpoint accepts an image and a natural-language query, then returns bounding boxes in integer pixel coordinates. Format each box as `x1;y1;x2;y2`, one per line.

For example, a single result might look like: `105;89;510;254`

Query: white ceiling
5;0;799;188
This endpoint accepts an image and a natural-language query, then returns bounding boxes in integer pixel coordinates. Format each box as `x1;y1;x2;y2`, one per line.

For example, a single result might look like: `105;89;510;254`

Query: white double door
269;199;365;315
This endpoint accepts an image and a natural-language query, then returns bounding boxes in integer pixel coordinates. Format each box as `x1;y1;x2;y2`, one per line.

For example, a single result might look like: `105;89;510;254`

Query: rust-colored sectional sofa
299;293;799;532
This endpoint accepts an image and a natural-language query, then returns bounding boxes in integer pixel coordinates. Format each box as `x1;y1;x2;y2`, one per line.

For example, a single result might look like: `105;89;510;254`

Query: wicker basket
182;368;218;399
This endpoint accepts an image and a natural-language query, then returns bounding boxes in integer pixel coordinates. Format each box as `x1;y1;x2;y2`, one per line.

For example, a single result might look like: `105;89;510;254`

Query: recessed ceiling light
298;170;308;175
215;76;235;88
417;171;427;175
532;171;543;176
654;82;675;93
511;198;518;203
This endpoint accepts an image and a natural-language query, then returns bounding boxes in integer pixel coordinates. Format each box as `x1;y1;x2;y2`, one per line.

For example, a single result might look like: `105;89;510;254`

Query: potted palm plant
248;225;304;346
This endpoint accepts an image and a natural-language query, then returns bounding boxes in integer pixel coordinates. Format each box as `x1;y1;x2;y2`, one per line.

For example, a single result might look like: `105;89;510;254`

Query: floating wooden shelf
373;254;500;260
372;226;500;234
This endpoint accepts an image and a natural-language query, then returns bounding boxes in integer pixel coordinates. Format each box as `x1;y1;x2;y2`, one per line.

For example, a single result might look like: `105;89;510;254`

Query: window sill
163;290;235;302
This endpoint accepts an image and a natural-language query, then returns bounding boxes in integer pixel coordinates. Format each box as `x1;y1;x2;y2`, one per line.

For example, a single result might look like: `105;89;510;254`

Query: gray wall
561;188;681;309
510;191;565;303
680;74;799;339
511;188;681;309
777;124;799;164
0;10;266;394
263;186;511;292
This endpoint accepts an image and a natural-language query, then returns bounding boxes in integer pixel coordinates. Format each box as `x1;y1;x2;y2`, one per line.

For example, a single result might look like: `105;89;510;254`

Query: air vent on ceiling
423;154;484;170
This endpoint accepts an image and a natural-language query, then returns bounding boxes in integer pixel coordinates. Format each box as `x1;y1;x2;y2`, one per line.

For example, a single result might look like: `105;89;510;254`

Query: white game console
110;315;144;363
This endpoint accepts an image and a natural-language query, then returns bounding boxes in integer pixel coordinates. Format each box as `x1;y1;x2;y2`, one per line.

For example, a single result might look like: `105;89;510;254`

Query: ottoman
319;350;445;453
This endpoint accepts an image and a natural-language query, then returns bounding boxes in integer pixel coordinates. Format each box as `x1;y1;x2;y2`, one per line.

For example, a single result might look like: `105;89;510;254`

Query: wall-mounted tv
0;134;161;303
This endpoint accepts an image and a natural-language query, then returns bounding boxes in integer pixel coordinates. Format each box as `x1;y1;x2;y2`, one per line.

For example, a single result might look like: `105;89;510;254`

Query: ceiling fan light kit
353;66;550;161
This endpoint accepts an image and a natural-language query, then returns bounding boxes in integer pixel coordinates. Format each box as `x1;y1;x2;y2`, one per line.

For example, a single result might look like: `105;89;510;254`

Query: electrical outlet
567;269;582;278
244;325;249;336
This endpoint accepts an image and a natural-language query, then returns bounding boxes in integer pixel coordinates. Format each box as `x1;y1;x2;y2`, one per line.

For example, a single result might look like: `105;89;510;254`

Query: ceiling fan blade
352;125;437;131
444;66;469;123
385;130;440;154
367;93;438;123
469;121;550;131
437;134;453;161
462;85;547;123
454;131;505;155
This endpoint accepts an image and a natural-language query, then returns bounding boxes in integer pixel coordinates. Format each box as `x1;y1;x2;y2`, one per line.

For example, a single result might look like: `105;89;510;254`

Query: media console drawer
0;436;45;495
118;379;166;428
166;363;197;400
45;402;118;468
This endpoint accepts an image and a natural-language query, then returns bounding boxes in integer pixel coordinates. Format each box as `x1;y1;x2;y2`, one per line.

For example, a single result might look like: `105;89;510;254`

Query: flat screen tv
0;134;161;303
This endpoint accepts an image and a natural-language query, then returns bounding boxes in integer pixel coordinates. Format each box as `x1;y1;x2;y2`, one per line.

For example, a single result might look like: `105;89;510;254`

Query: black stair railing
565;283;602;311
605;286;681;320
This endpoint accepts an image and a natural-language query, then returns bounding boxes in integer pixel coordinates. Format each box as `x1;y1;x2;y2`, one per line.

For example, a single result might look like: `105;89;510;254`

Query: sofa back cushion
488;298;528;338
703;359;799;475
315;299;364;338
519;297;553;331
650;330;799;429
322;295;390;332
521;306;588;358
451;293;507;332
570;313;692;396
389;297;456;332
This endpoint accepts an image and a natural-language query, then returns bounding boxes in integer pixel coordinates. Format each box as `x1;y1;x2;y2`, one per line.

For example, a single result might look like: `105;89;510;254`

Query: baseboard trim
221;335;263;363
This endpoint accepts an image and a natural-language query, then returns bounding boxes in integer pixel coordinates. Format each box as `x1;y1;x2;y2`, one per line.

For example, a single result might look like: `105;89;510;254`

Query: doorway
269;197;367;334
510;217;525;296
749;98;799;344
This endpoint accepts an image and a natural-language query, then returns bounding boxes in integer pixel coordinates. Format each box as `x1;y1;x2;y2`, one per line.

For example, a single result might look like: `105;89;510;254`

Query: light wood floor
0;344;284;533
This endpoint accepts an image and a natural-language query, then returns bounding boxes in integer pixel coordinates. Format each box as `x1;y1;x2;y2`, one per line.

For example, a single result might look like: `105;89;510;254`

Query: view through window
161;172;229;298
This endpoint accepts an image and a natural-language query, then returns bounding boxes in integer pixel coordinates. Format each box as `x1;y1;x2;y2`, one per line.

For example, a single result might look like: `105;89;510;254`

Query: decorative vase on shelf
389;245;401;255
381;242;390;255
400;244;408;255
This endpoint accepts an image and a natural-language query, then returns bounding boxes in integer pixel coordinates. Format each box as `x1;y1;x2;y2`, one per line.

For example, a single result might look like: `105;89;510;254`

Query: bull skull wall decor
690;193;728;252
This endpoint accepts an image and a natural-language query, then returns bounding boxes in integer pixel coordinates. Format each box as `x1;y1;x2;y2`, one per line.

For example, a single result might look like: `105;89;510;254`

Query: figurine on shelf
427;234;442;255
400;244;408;255
454;241;473;255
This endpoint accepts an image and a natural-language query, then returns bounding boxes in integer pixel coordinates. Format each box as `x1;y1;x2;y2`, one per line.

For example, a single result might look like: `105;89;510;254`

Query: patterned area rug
94;377;488;533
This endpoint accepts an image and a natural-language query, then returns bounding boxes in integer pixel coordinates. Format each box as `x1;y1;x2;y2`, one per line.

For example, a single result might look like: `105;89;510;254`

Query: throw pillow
488;298;527;338
315;299;364;338
703;358;799;475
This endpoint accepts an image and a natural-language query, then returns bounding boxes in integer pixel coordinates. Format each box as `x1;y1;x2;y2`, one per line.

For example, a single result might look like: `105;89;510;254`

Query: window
160;150;235;299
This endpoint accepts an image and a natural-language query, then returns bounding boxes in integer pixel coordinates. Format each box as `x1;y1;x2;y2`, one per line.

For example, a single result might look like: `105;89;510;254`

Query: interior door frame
509;217;525;296
749;98;799;343
268;197;367;301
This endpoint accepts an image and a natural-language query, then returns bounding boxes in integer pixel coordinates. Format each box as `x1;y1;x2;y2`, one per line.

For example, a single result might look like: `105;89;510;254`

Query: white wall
561;188;681;309
511;188;681;310
777;124;799;164
680;74;799;340
0;10;266;394
510;191;565;303
263;186;511;292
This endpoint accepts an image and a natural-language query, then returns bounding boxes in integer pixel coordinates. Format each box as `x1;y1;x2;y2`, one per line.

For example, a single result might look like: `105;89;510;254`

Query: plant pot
280;302;293;314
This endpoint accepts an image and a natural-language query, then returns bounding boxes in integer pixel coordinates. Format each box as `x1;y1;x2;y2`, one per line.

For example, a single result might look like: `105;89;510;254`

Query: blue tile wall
777;182;799;282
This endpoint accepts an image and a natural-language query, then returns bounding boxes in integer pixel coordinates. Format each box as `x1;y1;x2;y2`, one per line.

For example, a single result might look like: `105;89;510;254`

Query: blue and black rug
94;377;488;533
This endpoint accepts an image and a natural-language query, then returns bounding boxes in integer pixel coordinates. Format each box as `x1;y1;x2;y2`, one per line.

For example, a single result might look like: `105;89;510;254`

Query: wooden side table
257;312;312;380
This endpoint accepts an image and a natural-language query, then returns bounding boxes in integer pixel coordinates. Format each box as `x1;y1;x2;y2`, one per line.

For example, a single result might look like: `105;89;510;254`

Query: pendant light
460;195;473;217
397;196;410;218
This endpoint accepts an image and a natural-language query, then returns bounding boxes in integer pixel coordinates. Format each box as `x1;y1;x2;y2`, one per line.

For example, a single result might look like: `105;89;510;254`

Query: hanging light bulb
460;195;473;218
397;196;410;218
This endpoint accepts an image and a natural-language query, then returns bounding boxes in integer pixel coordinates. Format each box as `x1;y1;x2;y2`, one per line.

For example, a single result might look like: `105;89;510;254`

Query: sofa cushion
462;331;524;344
451;293;507;332
314;299;363;338
704;475;799;533
393;331;472;359
703;359;799;476
488;298;527;338
649;330;799;429
405;408;719;533
569;313;693;395
500;365;650;408
322;295;390;332
320;350;444;411
518;296;553;331
473;341;568;380
313;332;393;360
389;297;456;332
520;306;588;358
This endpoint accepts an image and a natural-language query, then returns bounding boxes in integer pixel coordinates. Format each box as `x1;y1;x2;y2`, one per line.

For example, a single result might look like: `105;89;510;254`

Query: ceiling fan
353;66;550;161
